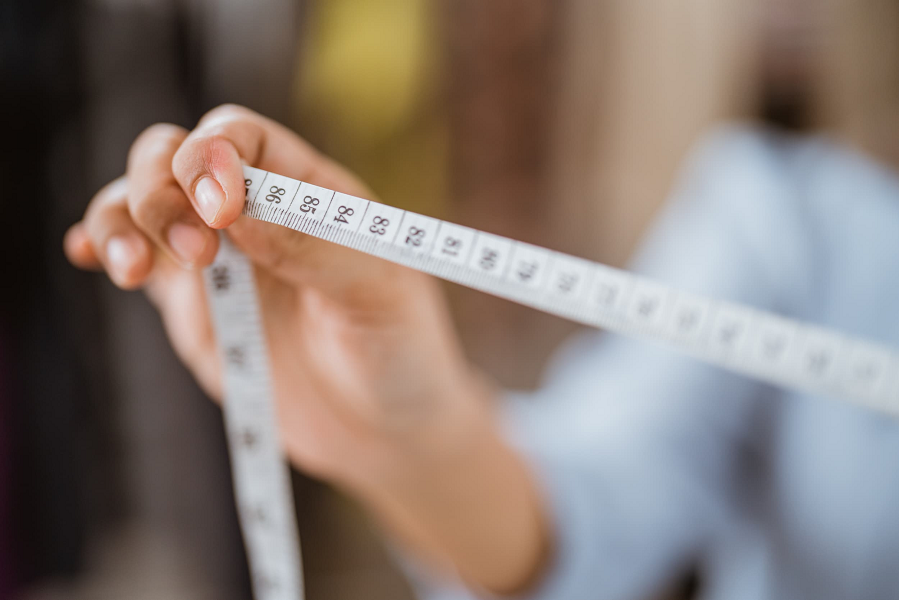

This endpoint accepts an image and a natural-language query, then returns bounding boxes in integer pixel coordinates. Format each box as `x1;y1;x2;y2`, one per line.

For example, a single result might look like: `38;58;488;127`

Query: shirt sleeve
414;126;812;600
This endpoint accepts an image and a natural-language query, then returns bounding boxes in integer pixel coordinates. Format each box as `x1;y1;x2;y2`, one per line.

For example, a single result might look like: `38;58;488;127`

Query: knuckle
173;133;233;186
128;186;166;228
200;134;232;169
134;122;187;150
142;122;186;141
85;177;127;218
129;123;187;165
199;103;252;127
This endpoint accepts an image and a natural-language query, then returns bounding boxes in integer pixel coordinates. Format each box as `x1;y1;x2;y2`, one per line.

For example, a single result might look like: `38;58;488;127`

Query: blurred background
1;0;898;599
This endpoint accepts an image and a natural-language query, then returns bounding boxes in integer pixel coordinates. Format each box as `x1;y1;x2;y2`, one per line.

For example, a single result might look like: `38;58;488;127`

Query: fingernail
168;222;208;266
107;235;143;284
195;176;226;225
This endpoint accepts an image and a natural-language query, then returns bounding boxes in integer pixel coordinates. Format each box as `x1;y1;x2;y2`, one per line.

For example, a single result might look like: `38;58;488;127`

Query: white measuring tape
205;164;899;600
204;234;304;600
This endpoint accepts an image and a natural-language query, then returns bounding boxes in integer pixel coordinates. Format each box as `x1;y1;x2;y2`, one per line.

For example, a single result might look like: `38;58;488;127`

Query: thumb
173;104;416;305
172;104;370;229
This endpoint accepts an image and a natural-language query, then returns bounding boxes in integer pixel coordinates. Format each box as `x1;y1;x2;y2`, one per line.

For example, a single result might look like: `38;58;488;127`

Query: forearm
339;392;551;595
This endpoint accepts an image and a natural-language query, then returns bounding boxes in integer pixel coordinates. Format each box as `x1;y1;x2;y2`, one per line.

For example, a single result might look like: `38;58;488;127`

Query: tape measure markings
240;165;899;414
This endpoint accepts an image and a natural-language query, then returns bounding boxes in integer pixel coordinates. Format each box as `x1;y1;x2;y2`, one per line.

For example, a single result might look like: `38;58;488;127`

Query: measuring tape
205;234;304;600
205;164;899;600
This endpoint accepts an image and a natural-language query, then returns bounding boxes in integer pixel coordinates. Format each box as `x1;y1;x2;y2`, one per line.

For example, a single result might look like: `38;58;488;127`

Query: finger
227;216;423;310
174;104;410;299
83;177;154;289
63;221;102;270
172;103;370;230
127;123;219;268
145;266;222;401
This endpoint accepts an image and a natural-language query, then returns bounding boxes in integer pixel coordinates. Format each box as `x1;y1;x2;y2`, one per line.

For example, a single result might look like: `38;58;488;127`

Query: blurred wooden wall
444;0;759;389
819;0;899;167
439;0;571;388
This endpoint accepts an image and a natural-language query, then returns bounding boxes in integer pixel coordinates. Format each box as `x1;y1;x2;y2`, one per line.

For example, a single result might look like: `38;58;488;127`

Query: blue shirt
420;125;899;600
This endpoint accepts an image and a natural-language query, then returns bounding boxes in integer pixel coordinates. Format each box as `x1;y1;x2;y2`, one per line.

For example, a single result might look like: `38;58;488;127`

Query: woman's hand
64;105;549;595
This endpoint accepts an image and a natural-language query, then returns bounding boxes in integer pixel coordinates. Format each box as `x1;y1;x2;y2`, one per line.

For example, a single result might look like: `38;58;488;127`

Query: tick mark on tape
239;428;260;449
226;346;247;368
211;265;231;292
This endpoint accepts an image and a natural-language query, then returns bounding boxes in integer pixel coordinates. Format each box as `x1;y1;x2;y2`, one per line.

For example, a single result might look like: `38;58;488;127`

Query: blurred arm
415;126;806;600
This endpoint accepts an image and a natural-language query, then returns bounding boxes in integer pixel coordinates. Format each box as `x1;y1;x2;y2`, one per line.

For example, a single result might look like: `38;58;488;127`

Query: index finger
172;104;369;229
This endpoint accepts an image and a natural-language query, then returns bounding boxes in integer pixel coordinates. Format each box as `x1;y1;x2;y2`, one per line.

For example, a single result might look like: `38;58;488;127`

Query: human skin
64;104;549;595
